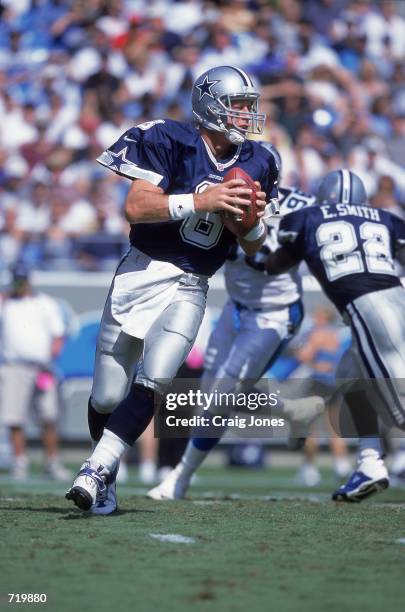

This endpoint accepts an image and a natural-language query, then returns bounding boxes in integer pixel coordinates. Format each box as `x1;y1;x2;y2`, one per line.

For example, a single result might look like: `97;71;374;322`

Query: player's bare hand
194;179;253;216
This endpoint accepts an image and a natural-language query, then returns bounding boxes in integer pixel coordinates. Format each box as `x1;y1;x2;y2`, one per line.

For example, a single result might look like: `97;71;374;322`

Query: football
220;167;259;238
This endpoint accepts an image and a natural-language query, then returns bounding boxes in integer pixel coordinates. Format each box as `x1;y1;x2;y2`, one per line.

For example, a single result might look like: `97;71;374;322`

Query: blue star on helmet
196;75;220;101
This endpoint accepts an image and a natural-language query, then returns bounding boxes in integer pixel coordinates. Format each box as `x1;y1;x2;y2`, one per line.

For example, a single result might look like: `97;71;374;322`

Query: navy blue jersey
278;203;405;312
97;119;278;276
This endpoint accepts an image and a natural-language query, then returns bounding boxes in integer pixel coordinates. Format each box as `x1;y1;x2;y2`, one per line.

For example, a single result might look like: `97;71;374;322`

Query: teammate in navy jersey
66;65;279;514
148;146;326;501
266;169;405;501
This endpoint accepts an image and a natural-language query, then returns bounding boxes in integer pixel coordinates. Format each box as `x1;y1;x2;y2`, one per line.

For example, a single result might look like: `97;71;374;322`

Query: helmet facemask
207;94;266;144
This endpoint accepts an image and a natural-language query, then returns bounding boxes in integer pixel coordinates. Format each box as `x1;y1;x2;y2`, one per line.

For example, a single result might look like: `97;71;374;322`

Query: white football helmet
191;65;266;145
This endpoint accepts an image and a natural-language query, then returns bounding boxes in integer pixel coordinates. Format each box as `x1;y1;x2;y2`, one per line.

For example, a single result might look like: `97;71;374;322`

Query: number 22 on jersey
316;220;395;281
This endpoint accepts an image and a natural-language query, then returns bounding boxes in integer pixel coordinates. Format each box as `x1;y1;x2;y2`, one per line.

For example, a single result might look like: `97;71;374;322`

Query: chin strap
226;128;245;145
211;109;247;145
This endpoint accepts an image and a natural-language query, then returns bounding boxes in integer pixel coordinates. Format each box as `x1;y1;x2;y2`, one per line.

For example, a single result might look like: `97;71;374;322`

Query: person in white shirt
0;264;69;481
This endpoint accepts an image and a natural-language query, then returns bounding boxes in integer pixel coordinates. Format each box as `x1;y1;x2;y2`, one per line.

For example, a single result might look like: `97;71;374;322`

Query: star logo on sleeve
97;145;164;183
104;146;134;173
196;75;220;101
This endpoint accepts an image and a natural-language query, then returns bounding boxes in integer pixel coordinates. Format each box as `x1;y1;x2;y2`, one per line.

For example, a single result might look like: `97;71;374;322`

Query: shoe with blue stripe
332;459;389;503
66;460;110;512
91;462;119;515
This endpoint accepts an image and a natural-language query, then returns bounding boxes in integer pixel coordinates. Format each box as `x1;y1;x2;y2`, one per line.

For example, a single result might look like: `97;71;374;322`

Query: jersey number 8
180;181;224;249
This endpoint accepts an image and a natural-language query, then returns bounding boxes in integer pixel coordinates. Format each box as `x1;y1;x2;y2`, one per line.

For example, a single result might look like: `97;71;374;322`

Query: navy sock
192;437;221;451
88;398;111;442
106;383;155;446
342;390;380;437
192;411;226;451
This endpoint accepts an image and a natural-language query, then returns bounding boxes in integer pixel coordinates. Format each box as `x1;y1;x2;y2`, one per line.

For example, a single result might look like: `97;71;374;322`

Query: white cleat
332;457;389;502
66;460;118;514
147;465;190;500
65;460;106;511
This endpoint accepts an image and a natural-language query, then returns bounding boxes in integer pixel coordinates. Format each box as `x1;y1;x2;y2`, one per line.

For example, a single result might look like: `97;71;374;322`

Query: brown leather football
220;167;258;238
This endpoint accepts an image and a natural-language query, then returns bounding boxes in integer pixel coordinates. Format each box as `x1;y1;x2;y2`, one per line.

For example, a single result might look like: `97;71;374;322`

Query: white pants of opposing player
146;297;304;500
91;247;208;414
343;286;405;430
202;298;303;401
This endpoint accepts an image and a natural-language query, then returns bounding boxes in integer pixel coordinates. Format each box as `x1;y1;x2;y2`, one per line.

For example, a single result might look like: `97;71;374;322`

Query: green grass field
1;464;405;612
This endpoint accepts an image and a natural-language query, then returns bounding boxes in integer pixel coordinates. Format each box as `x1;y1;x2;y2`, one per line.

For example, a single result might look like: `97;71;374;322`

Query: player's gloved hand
194;179;255;217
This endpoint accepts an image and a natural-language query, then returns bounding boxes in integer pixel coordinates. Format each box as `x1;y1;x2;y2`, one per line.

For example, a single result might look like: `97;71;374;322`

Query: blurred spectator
0;207;20;268
15;180;51;236
350;136;405;200
296;19;341;73
356;59;389;107
83;52;121;119
0;263;70;480
305;0;347;37
95;105;133;149
360;0;405;64
162;0;205;37
0;0;403;270
386;112;405;167
370;174;404;219
290;306;352;486
0;98;39;149
369;94;393;139
195;23;241;74
271;81;307;142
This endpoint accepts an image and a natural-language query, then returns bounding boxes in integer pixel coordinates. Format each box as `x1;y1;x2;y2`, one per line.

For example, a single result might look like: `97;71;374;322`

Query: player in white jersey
148;148;324;501
203;184;315;392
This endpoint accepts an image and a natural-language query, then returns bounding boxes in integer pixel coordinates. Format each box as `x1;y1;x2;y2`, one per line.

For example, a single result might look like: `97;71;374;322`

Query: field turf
1;464;405;612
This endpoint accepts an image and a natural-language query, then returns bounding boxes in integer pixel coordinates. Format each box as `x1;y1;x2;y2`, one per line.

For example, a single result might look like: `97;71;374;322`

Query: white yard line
192;500;227;506
149;533;196;544
378;503;405;509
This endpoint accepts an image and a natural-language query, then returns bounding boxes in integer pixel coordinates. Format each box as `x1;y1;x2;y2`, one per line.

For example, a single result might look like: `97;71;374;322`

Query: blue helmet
316;169;367;206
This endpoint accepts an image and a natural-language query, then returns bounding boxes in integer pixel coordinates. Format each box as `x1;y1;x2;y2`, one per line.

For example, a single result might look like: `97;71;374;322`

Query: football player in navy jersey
65;65;279;514
148;144;326;501
266;169;405;501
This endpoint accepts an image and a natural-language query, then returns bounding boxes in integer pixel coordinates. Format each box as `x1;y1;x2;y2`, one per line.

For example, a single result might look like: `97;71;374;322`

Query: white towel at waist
110;247;184;339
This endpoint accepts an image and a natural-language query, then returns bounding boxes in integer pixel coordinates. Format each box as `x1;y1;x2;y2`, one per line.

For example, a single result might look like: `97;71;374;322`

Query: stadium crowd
0;0;404;271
